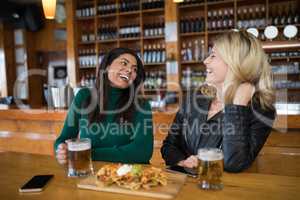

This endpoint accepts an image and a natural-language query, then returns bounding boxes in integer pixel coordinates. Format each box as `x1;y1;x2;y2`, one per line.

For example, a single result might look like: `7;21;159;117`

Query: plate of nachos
77;164;186;199
96;164;168;190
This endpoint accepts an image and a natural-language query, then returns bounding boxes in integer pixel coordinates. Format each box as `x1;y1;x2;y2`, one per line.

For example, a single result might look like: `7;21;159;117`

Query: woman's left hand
233;83;255;106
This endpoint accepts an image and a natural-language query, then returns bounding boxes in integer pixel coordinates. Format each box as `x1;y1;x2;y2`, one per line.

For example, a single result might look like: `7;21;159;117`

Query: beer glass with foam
197;148;224;190
66;138;93;177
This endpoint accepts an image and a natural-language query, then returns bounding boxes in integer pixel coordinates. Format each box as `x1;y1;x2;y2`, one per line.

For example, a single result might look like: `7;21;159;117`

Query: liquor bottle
237;8;243;29
152;44;157;63
243;8;249;28
211;10;217;30
273;5;280;26
194;40;200;61
229;8;234;28
81;25;88;42
208;11;212;31
180;17;186;33
280;6;287;25
200;39;205;61
143;44;148;63
158;20;164;36
181;42;187;61
161;43;166;63
187;41;193;61
147;44;152;63
185;17;191;33
287;4;293;25
156;43;161;63
89;25;95;41
223;9;229;29
216;10;223;30
248;7;255;28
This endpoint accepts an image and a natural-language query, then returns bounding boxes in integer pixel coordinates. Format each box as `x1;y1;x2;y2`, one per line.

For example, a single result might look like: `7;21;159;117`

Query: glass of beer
66;138;93;177
197;148;224;190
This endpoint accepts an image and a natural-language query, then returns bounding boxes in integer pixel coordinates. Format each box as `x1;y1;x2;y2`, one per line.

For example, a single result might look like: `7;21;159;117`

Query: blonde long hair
213;30;275;110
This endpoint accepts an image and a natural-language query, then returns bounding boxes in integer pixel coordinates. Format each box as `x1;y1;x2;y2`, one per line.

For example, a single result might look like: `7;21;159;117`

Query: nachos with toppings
96;164;167;190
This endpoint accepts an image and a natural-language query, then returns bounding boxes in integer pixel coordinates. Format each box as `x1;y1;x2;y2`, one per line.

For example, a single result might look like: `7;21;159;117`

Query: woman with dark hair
55;48;153;164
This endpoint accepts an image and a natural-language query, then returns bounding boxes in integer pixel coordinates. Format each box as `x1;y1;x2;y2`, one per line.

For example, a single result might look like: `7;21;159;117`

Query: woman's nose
124;66;132;74
203;56;209;65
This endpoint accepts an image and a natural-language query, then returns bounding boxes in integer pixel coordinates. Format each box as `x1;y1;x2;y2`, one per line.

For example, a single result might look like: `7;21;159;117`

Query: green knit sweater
54;87;153;164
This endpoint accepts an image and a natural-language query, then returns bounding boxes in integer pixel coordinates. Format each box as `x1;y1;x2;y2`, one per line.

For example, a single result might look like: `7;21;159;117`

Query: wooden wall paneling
25;31;45;107
34;21;66;52
66;0;79;87
0;23;16;97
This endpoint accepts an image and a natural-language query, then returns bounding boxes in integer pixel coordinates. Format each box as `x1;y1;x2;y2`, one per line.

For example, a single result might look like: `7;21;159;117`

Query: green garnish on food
131;164;142;176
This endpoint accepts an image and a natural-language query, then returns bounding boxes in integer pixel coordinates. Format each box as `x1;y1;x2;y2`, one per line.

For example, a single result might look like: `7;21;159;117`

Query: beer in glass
197;148;224;190
66;138;93;177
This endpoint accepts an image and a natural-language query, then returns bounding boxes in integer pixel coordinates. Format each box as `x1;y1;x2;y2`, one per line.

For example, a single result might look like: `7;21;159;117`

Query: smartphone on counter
19;175;54;193
166;166;198;178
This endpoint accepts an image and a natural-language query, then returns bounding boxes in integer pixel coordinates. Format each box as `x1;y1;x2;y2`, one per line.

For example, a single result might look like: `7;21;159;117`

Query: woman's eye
121;61;127;66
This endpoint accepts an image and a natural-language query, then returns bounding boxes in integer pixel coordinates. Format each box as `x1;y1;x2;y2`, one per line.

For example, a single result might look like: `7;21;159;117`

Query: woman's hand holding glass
56;143;68;165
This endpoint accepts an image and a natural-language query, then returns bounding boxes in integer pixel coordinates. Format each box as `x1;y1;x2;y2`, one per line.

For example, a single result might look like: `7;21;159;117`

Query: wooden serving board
77;172;187;199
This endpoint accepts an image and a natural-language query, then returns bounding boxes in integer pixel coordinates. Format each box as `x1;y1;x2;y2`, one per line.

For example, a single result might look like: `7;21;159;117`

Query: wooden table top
0;151;299;200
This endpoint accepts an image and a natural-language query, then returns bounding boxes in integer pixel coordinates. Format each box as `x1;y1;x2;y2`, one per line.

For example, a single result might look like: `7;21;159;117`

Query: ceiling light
42;0;57;19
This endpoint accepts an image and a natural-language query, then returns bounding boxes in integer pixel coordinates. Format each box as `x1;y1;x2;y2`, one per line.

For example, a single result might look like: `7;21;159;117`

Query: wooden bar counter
0;151;299;200
1;107;300;177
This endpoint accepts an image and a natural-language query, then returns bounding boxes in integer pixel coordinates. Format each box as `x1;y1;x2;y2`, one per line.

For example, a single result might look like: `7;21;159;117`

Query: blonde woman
161;30;276;172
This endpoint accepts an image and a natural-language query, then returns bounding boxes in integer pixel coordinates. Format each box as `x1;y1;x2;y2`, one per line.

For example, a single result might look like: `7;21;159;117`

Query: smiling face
107;53;138;89
203;46;228;88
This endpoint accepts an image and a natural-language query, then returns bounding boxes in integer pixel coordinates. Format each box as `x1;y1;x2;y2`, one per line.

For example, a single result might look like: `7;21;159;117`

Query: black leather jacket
161;92;276;172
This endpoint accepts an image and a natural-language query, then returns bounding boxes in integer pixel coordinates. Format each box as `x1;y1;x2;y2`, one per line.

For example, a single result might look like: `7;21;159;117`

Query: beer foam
198;149;224;161
68;142;91;151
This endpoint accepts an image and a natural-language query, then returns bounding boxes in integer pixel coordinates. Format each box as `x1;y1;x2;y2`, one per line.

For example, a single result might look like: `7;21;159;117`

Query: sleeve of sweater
222;103;276;172
53;88;90;151
91;100;154;164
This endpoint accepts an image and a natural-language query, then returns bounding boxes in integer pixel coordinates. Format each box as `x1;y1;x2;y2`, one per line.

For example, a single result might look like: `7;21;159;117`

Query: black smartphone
19;175;54;193
166;166;198;178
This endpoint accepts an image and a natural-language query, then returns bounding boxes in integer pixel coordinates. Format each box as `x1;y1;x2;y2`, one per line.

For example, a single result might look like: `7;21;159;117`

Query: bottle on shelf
76;6;96;18
143;42;166;64
181;39;205;62
144;70;166;90
80;73;96;88
144;21;165;37
216;10;223;30
181;68;206;89
269;50;300;59
81;25;88;42
78;48;97;69
180;16;205;33
194;40;200;61
272;62;299;75
88;25;95;42
98;1;118;15
119;0;140;12
181;42;187;61
119;24;140;38
142;0;164;10
270;3;299;26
